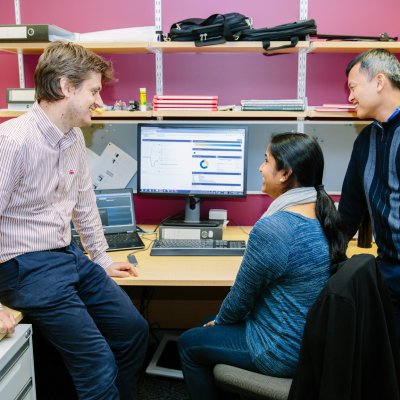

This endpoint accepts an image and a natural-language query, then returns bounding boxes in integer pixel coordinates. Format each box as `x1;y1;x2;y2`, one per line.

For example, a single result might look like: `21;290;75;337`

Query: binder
7;88;35;103
0;24;76;42
6;88;35;110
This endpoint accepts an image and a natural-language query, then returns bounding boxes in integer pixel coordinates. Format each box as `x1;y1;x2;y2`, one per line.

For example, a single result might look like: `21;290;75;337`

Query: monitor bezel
137;123;248;198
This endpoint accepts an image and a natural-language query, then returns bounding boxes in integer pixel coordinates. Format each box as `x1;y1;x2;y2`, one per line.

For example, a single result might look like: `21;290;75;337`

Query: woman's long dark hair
269;133;347;264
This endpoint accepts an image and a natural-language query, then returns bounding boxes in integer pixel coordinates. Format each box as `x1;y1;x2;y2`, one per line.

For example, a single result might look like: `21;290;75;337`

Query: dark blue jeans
178;322;258;400
0;244;148;400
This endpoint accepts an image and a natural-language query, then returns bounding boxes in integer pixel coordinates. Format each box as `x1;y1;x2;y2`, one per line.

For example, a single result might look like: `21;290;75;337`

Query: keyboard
73;232;144;252
150;239;246;256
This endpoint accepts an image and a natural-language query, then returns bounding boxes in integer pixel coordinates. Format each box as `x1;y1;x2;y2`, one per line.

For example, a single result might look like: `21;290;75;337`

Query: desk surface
112;225;378;287
0;307;23;341
112;226;251;287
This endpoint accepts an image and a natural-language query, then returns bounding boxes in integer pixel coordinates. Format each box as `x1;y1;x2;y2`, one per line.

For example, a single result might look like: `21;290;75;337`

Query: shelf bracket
14;0;25;88
154;0;163;96
297;0;308;132
297;48;307;100
296;118;305;133
297;0;308;100
299;0;308;20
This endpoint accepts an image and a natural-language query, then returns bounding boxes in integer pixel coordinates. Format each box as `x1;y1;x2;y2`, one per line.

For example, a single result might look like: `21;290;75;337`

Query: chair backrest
288;253;400;400
214;254;400;400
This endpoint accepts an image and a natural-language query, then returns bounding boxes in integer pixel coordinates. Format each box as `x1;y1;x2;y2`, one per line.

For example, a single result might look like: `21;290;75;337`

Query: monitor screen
137;123;248;225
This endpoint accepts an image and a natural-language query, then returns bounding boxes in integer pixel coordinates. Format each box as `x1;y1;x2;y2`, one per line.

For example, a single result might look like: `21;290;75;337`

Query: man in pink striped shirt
0;41;148;400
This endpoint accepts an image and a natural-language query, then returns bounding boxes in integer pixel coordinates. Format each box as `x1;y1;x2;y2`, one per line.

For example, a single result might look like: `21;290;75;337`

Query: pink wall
2;0;399;107
0;2;19;111
134;193;341;226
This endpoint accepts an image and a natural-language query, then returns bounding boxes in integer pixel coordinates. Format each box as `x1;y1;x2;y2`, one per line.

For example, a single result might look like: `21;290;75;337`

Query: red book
154;99;218;105
153;104;218;111
154;95;218;101
322;103;356;110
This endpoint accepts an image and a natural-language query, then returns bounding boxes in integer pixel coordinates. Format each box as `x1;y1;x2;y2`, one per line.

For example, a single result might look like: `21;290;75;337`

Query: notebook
72;188;145;252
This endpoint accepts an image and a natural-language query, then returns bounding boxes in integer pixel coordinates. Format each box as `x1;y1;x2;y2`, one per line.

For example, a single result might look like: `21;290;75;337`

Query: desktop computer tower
159;220;224;240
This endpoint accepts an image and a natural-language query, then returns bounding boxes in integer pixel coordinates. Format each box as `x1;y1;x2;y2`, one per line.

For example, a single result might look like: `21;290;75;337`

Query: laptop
72;188;145;252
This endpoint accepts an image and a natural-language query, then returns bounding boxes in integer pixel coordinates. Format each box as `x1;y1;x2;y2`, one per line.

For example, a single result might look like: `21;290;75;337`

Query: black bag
165;13;252;46
240;19;317;51
316;32;397;42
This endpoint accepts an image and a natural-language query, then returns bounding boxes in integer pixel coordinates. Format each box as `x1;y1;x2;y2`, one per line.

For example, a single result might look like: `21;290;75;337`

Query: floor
138;373;189;400
32;326;189;399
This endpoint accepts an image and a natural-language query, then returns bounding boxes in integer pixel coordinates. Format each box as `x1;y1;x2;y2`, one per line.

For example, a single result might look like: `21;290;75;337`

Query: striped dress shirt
0;102;112;268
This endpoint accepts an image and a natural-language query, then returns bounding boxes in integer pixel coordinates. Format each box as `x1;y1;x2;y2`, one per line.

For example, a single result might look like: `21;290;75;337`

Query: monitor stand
162;196;220;228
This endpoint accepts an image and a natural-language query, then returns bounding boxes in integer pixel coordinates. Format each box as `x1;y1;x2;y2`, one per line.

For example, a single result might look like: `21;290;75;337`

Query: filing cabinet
0;324;36;400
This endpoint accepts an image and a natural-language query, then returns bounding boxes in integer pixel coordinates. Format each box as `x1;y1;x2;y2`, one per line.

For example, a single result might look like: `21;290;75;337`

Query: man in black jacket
339;48;400;336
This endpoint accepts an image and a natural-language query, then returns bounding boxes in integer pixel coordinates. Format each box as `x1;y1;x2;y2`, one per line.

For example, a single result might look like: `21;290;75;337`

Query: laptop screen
72;188;136;235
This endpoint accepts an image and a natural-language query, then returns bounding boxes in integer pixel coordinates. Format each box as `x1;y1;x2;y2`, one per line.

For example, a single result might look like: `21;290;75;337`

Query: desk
111;226;378;287
111;226;251;287
110;228;378;327
1;228;379;330
0;307;23;341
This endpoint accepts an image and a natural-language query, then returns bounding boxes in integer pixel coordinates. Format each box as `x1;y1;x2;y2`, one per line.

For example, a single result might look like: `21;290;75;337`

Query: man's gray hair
346;48;400;89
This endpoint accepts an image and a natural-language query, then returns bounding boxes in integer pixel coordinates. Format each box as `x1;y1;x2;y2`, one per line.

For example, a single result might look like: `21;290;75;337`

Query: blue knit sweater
214;211;330;377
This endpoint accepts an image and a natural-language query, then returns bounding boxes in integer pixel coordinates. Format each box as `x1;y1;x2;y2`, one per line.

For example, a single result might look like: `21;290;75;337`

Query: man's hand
106;262;138;278
0;309;16;335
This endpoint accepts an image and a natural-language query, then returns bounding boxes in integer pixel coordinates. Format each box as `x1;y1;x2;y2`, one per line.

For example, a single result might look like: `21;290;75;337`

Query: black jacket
288;254;400;400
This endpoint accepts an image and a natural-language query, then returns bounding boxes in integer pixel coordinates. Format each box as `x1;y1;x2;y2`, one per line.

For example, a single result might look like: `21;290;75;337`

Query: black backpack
165;13;252;46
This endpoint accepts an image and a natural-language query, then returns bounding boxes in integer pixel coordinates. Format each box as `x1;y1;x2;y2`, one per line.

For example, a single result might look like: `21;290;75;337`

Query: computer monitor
137;123;248;225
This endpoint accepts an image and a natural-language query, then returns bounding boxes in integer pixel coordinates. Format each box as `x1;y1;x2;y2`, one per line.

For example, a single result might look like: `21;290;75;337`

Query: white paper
76;26;157;43
85;148;100;171
90;142;137;190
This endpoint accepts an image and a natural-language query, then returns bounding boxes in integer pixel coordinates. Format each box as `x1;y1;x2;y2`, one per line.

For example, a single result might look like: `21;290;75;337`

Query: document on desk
88;142;137;190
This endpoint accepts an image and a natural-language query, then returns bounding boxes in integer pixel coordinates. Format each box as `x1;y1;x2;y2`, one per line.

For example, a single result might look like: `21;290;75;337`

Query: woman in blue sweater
178;133;347;400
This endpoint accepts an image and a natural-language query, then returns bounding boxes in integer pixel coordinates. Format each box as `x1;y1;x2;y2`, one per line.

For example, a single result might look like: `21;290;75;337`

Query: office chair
213;364;291;400
214;254;400;400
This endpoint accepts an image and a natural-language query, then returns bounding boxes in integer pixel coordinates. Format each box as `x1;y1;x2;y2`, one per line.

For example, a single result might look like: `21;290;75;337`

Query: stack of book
241;99;306;111
153;95;218;111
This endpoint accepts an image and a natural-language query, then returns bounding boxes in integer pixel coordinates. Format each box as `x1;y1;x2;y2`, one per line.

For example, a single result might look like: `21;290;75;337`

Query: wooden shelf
153;110;307;118
310;40;400;53
91;110;152;118
0;40;309;55
0;41;153;54
0;109;153;118
153;41;309;54
0;108;361;120
0;109;26;117
0;109;307;119
3;40;399;56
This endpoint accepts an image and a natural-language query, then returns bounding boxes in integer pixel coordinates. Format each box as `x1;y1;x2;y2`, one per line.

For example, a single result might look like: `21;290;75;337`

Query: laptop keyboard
73;232;144;251
106;233;137;246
